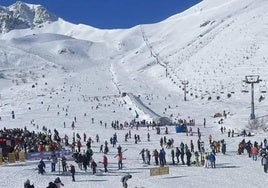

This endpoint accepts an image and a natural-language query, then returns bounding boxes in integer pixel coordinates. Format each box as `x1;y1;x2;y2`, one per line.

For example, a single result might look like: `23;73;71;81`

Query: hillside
0;0;268;134
0;1;268;188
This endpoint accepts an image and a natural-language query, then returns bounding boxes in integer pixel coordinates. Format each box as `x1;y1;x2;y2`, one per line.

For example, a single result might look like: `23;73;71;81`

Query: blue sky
1;0;202;29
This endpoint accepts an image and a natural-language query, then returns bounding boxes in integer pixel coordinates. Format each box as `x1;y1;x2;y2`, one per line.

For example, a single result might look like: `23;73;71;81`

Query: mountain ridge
0;1;57;33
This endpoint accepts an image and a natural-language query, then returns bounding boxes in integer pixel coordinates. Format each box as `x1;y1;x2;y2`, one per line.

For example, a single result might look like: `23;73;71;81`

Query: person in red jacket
118;152;123;169
77;139;82;153
103;155;108;172
251;146;258;161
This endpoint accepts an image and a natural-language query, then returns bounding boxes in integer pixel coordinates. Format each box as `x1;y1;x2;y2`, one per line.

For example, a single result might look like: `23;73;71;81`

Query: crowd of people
0;126;62;157
3;107;268;188
238;137;268;173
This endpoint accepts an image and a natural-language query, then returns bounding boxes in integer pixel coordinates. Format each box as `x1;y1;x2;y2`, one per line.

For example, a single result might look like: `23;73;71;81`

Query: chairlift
259;80;267;93
241;82;249;93
259;95;265;102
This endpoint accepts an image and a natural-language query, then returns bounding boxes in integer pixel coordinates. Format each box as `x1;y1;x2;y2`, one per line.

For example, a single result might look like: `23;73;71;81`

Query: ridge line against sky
1;0;202;29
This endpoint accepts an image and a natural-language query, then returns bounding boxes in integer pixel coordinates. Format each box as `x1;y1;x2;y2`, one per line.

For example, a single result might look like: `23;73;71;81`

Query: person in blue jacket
209;152;216;168
38;158;46;174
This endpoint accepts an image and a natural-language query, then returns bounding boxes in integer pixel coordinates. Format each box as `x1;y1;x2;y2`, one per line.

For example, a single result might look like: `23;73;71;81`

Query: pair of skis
114;148;128;158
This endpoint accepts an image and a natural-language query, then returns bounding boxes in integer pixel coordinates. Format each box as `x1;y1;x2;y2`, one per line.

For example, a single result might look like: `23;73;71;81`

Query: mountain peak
0;1;58;33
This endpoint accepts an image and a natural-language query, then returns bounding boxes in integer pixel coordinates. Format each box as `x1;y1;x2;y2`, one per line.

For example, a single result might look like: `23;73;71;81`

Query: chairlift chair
241;82;249;93
260;80;267;93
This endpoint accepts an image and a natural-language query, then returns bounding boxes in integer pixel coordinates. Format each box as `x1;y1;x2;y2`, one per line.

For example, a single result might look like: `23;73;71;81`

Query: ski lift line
254;114;268;119
140;26;166;68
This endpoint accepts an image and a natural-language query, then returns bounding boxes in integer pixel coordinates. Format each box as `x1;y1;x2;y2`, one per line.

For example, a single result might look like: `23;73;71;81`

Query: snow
0;0;268;187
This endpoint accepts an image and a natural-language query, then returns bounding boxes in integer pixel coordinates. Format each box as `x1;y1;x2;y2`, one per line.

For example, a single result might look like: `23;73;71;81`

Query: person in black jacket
186;149;192;166
24;179;34;188
175;147;181;164
46;182;57;188
38;159;46;174
91;159;97;175
70;164;76;181
121;174;132;188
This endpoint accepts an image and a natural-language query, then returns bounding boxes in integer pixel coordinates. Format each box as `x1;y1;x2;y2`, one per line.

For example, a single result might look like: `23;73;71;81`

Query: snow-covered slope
0;0;268;188
0;0;267;123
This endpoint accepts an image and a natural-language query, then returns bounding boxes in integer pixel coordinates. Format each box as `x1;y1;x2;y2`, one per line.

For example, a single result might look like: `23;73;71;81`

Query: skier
261;154;268;173
180;148;185;165
121;174;132;188
139;148;146;163
159;148;166;166
190;140;194;152
61;156;67;173
204;152;209;168
38;159;46;175
70;164;76;181
82;154;88;172
186;149;192;166
221;140;226;154
103;155;108;172
160;137;163;147
145;149;151;165
152;149;159;165
91;159;97;175
252;145;258;161
77;139;82;153
118;152;123;169
209;152;216;168
171;149;175;165
117;145;122;154
83;132;87;142
175;147;181;164
208;134;212;144
194;151;200;166
51;154;58;172
104;143;109;154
